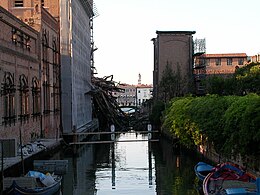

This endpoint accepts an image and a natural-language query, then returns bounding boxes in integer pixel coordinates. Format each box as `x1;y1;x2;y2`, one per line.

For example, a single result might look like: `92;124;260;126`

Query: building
152;31;196;100
250;53;260;63
0;6;41;144
56;0;96;134
197;53;248;75
136;84;153;107
115;84;136;107
193;53;248;94
0;0;61;140
1;0;96;142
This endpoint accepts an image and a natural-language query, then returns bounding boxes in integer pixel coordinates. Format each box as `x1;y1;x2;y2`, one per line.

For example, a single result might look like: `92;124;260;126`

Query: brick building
193;53;248;94
1;0;97;140
195;53;248;75
0;6;40;144
152;31;196;100
0;1;61;143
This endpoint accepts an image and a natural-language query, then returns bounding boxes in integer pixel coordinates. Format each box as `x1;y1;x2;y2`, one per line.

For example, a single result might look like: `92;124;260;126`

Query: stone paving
0;139;62;172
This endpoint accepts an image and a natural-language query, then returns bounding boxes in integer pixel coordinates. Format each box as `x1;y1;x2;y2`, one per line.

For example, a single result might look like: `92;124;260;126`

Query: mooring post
147;124;152;140
72;126;77;153
110;124;115;141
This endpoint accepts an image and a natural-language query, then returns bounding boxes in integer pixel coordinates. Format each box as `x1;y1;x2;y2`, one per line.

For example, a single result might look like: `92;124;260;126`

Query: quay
1;139;63;176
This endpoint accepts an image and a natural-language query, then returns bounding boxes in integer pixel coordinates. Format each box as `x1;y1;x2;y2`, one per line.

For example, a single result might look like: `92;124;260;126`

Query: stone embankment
1;138;63;177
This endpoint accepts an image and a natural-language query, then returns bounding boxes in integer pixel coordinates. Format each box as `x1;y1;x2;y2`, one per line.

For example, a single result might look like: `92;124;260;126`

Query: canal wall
160;129;260;177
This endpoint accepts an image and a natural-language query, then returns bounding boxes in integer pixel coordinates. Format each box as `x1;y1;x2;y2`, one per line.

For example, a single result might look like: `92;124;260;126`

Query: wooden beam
69;139;159;145
64;131;159;136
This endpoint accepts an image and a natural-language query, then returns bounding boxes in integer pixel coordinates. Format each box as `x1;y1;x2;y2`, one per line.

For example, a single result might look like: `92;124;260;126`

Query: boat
194;161;214;182
3;170;62;195
203;162;260;195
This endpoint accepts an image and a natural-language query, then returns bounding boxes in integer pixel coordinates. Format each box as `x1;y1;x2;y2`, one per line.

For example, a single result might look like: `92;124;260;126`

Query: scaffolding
89;1;99;75
193;38;206;95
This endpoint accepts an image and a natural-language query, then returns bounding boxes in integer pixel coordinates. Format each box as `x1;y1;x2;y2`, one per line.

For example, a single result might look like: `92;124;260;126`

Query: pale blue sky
94;0;260;85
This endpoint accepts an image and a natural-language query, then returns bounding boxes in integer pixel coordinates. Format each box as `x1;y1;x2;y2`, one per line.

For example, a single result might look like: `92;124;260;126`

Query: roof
156;30;196;35
203;53;247;58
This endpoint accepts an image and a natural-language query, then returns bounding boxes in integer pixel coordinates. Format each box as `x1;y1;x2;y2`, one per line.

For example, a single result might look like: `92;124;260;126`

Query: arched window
42;29;50;113
32;77;41;117
19;74;29;121
1;72;16;125
52;38;60;112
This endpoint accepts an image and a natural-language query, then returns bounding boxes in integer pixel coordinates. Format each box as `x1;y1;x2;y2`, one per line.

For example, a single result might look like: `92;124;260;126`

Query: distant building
193;53;248;94
115;84;136;106
136;84;153;107
249;53;260;63
152;31;196;100
196;53;248;74
113;73;153;108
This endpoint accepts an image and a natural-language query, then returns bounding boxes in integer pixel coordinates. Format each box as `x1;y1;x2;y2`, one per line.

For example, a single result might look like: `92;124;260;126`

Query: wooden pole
1;141;3;195
19;126;25;176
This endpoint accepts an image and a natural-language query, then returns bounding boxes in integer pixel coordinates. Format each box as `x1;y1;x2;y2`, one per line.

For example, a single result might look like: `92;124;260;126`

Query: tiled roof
203;53;247;58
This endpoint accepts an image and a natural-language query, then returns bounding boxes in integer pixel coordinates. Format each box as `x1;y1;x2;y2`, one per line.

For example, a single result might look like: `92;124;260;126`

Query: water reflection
55;133;202;195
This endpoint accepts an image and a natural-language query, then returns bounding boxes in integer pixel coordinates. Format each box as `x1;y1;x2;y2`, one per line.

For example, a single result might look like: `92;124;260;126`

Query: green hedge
162;94;260;157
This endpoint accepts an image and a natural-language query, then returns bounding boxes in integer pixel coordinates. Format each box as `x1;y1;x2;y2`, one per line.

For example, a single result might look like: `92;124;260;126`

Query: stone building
115;84;137;107
1;0;97;139
136;84;153;107
0;0;61;141
152;31;196;100
0;6;40;144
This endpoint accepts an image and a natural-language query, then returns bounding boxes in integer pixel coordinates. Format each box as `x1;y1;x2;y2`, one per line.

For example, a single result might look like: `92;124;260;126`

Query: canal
52;132;204;195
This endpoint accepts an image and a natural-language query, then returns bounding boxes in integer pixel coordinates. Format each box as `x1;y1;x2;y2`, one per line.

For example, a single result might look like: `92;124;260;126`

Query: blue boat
3;171;62;195
194;161;214;182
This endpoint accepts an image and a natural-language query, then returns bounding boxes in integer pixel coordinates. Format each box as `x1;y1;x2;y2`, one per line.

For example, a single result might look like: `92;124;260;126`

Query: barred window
2;72;16;125
42;29;50;113
19;75;29;121
227;58;233;66
52;38;60;112
32;77;41;116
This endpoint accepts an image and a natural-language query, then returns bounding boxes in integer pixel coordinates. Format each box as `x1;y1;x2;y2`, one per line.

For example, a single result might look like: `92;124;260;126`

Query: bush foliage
162;94;260;157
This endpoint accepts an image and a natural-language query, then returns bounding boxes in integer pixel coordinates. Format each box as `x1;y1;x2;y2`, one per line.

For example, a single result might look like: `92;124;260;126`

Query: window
41;0;44;6
12;28;17;44
24;35;31;51
227;58;232;65
215;58;221;66
2;72;16;125
52;39;60;112
42;29;50;113
14;0;23;7
32;77;40;117
238;59;244;65
19;75;29;121
206;59;210;66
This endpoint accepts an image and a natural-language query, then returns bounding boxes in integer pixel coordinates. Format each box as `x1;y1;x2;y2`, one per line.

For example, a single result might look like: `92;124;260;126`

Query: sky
93;0;260;85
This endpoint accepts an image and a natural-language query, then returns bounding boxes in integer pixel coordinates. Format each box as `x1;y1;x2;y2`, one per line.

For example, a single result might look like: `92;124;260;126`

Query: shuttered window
14;0;23;7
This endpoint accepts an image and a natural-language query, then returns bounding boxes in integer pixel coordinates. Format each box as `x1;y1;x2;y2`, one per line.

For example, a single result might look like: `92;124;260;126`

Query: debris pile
91;75;128;130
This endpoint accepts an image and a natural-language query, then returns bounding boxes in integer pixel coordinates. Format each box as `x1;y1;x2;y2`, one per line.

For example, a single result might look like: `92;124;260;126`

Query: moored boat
3;170;62;195
203;162;260;195
194;161;214;182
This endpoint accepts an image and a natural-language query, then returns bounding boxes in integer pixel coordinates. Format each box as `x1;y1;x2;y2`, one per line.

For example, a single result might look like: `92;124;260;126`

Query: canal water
54;132;204;195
